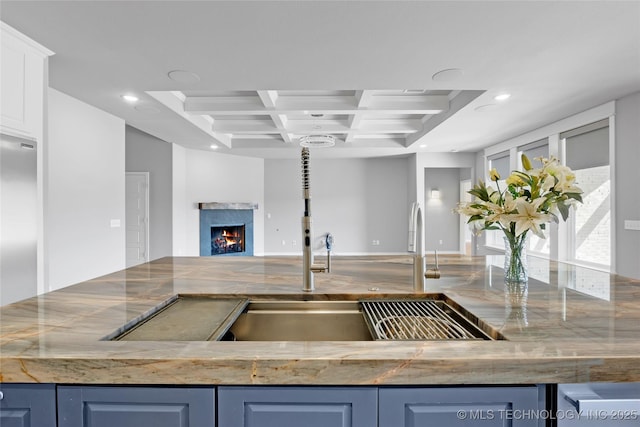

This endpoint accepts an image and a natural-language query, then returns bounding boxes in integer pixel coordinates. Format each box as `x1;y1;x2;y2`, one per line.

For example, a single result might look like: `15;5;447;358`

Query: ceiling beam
346;90;375;143
184;95;449;115
257;90;292;143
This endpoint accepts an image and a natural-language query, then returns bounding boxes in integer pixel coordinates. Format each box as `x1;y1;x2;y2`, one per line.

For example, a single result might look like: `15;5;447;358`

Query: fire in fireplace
211;225;245;255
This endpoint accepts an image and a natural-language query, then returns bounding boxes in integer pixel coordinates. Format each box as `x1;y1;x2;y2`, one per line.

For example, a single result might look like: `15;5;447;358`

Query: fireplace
211;224;245;255
199;202;257;257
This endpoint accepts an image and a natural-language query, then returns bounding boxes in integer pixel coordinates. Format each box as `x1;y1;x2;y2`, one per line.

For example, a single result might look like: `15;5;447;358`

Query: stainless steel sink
107;294;502;342
225;301;373;341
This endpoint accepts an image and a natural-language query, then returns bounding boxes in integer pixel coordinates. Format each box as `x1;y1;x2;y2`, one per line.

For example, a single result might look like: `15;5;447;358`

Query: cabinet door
218;386;377;427
380;386;541;427
57;386;215;427
0;24;49;141
0;383;57;427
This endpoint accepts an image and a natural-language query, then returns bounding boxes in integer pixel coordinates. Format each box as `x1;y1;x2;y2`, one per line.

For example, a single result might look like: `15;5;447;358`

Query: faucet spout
408;202;426;292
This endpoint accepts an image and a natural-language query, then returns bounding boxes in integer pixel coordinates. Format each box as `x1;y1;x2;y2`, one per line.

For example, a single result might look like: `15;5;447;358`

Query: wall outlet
624;220;640;231
292;240;296;246
439;239;443;245
281;240;286;246
372;240;380;246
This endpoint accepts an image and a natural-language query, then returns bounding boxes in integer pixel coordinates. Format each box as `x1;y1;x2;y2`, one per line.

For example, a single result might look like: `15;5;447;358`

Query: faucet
408;202;426;291
408;202;440;291
301;148;329;291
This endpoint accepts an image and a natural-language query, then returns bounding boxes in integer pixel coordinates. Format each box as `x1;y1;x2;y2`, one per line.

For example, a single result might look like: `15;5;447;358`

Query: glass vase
503;234;528;285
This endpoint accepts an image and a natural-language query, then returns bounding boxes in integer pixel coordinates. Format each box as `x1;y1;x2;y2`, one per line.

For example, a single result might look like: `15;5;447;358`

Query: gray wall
264;156;409;254
424;168;463;252
615;91;640;279
125;126;173;260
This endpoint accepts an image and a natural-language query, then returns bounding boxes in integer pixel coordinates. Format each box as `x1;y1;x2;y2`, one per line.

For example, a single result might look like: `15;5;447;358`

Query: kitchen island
1;254;639;385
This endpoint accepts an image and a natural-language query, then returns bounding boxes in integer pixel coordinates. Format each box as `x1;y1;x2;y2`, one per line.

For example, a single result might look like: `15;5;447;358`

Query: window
485;151;510;248
518;139;549;256
561;119;610;270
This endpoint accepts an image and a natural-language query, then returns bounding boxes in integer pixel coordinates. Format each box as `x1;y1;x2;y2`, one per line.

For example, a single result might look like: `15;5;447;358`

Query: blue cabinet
379;386;543;427
57;386;215;427
218;386;378;427
0;383;56;427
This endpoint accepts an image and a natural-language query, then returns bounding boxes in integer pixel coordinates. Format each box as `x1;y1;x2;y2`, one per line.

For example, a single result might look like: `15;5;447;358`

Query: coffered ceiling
1;1;639;159
149;89;481;150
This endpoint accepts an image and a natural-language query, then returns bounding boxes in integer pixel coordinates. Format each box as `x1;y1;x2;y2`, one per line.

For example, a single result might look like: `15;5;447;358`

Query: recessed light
121;94;139;103
210;144;218;150
432;68;464;82
419;144;428;148
167;70;201;84
494;93;511;101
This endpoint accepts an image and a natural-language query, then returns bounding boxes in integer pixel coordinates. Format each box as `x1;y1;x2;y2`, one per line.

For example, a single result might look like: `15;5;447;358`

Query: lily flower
509;197;552;238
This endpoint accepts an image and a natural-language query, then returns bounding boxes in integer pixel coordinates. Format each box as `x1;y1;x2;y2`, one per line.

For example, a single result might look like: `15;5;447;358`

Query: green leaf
468;186;490;202
557;201;570;221
565;192;583;203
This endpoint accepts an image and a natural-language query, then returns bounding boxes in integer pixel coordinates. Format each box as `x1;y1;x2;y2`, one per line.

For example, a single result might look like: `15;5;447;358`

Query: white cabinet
557;383;640;427
0;22;53;141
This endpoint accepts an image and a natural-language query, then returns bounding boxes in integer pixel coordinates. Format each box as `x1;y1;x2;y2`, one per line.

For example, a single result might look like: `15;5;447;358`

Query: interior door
126;172;149;267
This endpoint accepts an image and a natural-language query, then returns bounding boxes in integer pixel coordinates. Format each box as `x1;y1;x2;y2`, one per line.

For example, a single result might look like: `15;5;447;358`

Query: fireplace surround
199;202;257;256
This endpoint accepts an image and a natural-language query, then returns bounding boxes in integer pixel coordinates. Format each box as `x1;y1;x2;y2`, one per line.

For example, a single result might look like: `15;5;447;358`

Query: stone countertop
1;255;639;385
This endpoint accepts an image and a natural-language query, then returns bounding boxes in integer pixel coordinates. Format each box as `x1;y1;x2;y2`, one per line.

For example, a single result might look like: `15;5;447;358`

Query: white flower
508;197;552;238
485;192;517;228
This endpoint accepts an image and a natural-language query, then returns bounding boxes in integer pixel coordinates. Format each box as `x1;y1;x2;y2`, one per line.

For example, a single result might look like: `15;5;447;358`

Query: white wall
264;156;409;255
46;88;125;291
175;149;265;256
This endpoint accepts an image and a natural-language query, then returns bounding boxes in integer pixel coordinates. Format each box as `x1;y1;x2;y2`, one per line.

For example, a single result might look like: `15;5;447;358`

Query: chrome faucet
301;148;329;291
408;202;426;291
408;202;440;292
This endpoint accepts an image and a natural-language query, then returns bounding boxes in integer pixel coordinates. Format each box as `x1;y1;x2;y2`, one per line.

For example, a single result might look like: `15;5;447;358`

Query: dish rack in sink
360;299;494;340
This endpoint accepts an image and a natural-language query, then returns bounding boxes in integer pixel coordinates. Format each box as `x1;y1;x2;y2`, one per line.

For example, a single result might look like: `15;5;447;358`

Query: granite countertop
1;255;639;385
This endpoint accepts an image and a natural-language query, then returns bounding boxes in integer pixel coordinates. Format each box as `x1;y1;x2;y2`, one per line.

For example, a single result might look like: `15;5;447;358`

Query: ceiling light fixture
299;135;336;148
121;94;139;103
494;93;511;101
167;70;201;84
210;144;218;150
